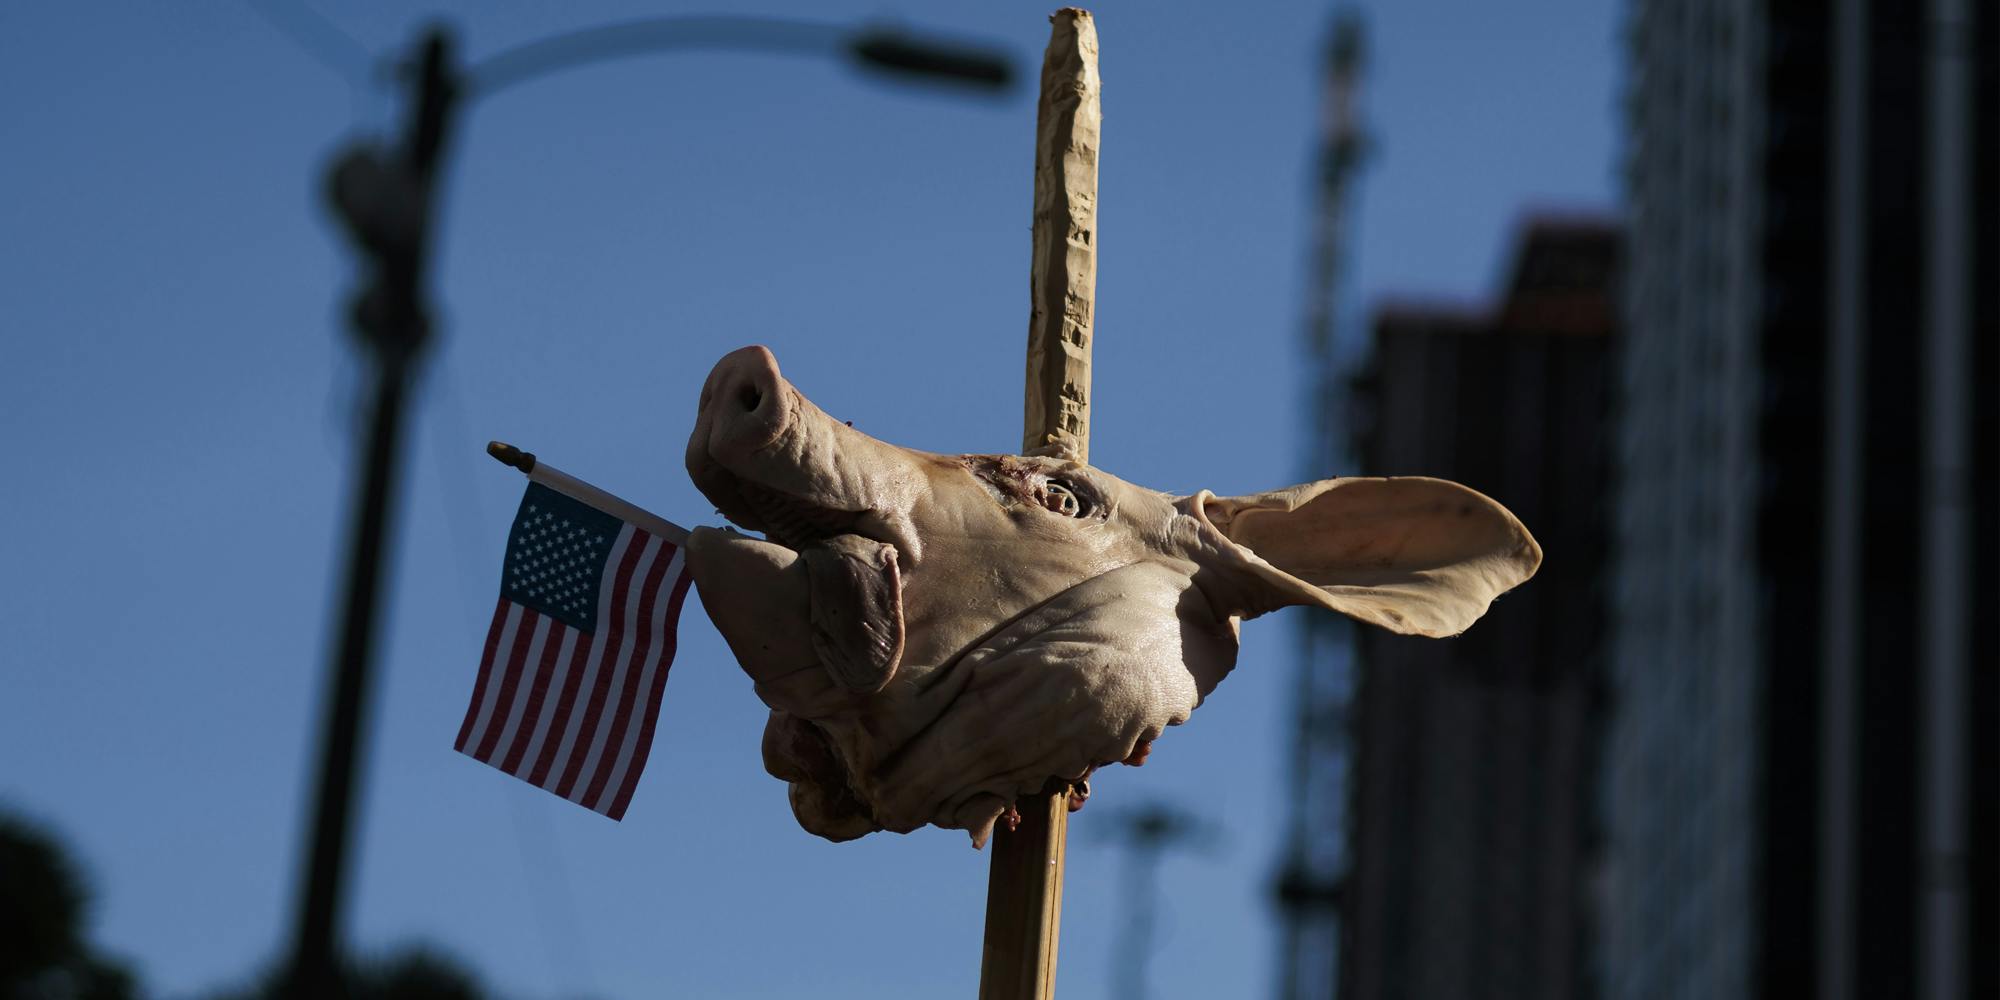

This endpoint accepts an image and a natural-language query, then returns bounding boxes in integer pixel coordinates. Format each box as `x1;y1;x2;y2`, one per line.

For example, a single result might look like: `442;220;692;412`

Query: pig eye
1041;478;1090;518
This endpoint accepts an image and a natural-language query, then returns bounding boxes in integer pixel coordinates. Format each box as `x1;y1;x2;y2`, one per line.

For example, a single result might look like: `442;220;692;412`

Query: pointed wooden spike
1021;8;1099;465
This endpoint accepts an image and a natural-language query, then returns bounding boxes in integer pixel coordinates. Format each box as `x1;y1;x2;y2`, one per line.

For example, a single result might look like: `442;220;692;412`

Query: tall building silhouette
1604;2;1996;998
1337;216;1619;1000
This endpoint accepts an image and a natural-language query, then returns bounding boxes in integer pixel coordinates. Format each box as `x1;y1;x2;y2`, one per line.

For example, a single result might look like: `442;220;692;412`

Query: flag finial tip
486;441;536;474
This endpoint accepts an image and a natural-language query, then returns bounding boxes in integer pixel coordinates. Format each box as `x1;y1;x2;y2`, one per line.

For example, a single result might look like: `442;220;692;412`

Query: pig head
684;346;1541;846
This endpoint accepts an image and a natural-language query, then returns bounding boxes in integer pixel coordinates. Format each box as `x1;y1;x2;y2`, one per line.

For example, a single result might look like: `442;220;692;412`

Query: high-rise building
1605;2;1996;998
1337;216;1619;1000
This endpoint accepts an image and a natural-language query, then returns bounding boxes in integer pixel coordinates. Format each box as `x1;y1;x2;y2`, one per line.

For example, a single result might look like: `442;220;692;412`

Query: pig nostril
737;384;762;413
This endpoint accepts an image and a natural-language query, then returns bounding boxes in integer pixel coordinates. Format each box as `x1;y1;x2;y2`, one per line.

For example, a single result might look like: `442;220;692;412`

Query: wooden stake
979;780;1073;999
981;10;1097;1000
1020;8;1100;465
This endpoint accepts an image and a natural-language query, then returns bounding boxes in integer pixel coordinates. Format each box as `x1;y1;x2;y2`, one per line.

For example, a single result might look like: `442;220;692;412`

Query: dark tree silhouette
348;951;485;1000
0;812;137;1000
2;809;546;1000
204;946;491;1000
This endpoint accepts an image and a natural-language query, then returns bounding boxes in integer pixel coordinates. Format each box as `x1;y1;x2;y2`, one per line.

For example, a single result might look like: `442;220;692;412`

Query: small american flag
456;454;693;820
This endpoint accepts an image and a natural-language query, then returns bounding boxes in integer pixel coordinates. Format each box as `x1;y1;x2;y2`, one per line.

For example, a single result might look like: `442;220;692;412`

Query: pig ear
801;534;904;694
1182;477;1541;637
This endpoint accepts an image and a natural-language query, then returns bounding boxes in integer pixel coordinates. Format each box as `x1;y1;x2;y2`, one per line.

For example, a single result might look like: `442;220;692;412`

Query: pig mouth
739;479;867;549
699;464;871;552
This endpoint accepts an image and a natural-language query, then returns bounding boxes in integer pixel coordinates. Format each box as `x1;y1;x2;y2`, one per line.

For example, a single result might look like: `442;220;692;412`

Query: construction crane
1271;11;1367;1000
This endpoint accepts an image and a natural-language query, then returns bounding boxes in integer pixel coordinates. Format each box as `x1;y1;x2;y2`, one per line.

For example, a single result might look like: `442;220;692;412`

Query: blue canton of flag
503;485;622;631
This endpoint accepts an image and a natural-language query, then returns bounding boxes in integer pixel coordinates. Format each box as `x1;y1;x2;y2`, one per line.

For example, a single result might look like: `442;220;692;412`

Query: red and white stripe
454;524;693;820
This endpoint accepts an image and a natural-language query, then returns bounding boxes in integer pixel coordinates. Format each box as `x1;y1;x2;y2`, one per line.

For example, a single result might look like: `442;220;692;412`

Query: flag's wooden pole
486;441;690;544
980;10;1098;1000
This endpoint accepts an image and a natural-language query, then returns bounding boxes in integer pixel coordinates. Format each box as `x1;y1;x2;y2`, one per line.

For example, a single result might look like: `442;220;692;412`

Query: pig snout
692;345;792;465
685;345;804;535
685;347;929;561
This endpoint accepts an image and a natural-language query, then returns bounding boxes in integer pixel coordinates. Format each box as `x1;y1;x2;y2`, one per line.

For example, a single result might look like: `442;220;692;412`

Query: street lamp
290;17;1011;996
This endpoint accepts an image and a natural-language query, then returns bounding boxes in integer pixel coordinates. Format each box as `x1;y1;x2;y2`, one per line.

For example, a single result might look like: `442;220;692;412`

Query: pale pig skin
684;346;1541;846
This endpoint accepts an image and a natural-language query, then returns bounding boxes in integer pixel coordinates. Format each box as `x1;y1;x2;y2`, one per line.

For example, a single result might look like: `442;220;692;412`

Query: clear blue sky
0;2;1614;997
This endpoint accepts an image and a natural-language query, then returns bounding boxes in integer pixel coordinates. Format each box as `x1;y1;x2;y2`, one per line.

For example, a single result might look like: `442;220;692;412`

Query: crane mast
1272;11;1367;1000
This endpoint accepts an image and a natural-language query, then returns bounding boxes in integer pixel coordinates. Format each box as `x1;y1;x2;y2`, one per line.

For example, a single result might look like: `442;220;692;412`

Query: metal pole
1104;804;1207;1000
1114;839;1162;1000
1919;1;1971;995
287;29;457;998
287;354;416;996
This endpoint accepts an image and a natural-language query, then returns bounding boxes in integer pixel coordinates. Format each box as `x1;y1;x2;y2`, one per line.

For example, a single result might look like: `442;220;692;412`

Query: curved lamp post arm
466;15;1011;98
